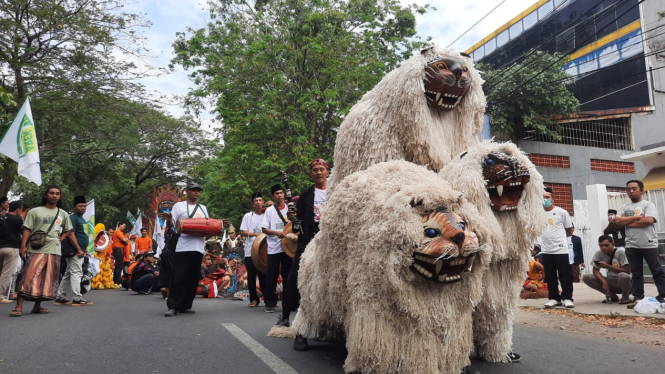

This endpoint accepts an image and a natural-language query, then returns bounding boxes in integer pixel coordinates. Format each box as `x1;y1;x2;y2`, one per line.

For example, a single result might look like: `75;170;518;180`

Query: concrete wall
518;140;642;200
632;0;665;151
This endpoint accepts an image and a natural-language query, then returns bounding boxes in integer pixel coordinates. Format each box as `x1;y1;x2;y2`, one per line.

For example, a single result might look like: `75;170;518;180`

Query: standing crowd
526;180;664;310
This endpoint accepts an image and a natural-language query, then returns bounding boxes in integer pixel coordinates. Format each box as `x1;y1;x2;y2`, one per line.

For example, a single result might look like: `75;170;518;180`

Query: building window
497;29;510;48
538;1;554;20
544;183;574;216
523;11;538;30
472;46;485;62
484;38;497;56
590;159;635;174
509;21;523;39
529;154;570;168
517;117;633;151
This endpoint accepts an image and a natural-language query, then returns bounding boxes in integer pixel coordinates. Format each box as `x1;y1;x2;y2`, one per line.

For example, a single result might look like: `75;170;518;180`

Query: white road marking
222;323;299;374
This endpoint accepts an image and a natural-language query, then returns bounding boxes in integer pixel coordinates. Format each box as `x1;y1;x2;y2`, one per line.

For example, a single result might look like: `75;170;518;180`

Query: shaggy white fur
292;160;495;374
439;141;545;362
328;46;486;195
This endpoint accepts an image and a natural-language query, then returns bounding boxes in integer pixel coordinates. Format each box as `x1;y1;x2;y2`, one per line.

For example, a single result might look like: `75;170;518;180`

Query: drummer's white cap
186;182;202;191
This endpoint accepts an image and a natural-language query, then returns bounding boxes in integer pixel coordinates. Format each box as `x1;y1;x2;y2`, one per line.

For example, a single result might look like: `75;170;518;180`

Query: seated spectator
582;235;632;304
523;258;546;293
198;255;231;298
130;252;159;294
121;253;144;290
530;244;543;262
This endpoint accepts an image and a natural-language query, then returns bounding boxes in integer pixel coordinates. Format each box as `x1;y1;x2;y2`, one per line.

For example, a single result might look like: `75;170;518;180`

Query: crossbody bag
28;207;60;250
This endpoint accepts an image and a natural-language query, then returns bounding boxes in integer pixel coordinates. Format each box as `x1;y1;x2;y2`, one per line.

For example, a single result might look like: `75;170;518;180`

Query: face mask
543;199;552;208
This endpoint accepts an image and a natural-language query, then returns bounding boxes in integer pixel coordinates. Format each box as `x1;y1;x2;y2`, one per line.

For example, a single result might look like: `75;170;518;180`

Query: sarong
18;253;61;301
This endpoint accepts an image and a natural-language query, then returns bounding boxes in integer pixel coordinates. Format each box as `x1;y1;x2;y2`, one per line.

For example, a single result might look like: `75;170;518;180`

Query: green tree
172;0;430;224
0;0;155;195
478;51;580;141
0;0;214;225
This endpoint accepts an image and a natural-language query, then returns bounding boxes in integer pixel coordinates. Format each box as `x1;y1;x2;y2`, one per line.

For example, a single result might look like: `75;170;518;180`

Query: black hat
144;252;155;257
46;184;61;192
251;192;263;199
608;209;617;214
271;184;283;194
186;182;202;191
73;195;86;205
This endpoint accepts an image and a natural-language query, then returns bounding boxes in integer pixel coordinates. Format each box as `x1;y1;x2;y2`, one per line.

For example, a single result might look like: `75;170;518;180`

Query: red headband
310;158;330;170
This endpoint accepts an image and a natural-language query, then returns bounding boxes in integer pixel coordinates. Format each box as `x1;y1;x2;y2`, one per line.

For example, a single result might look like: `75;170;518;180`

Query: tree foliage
172;0;430;224
478;51;580;140
0;0;213;224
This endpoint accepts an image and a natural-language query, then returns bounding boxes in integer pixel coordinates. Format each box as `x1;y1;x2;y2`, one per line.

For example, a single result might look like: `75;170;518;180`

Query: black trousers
159;250;176;290
542;253;573;301
166;251;203;311
625;247;665;299
264;252;293;308
281;250;303;320
112;248;124;284
245;256;266;304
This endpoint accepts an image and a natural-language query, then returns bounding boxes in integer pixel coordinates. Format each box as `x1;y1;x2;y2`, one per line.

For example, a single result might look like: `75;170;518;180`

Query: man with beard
276;158;330;352
609;180;665;307
11;186;77;317
240;192;267;307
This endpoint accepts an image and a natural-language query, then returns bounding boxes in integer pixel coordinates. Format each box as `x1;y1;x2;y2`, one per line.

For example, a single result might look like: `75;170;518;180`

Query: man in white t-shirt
541;188;575;309
240;192;267;307
261;184;294;313
160;183;227;317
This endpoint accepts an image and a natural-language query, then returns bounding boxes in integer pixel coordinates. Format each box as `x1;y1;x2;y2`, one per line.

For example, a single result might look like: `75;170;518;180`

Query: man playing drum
240;192;267;307
261;184;294;313
160;182;226;317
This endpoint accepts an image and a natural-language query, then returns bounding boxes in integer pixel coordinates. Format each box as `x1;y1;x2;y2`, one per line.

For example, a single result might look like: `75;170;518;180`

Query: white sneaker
563;299;574;308
544;299;562;308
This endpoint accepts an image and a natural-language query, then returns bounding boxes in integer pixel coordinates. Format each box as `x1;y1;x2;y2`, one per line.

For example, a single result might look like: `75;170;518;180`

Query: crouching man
582;235;632;304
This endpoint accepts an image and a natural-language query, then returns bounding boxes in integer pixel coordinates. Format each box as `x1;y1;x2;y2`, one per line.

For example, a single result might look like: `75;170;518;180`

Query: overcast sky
124;0;535;129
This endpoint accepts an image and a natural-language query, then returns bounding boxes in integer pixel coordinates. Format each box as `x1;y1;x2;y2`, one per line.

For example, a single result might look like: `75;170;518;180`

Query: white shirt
567;236;574;264
240;211;264;257
171;201;209;254
261;204;288;254
314;188;327;223
540;206;572;255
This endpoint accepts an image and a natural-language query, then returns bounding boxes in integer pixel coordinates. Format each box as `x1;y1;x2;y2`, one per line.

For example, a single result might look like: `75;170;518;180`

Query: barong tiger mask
476;151;531;213
411;207;481;284
424;54;473;111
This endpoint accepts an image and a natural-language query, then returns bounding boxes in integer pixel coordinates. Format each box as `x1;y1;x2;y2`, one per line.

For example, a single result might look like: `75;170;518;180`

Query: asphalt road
0;289;663;374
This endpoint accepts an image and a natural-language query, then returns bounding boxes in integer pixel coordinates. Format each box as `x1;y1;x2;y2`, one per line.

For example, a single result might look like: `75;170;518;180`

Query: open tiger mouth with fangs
412;252;476;284
424;91;463;110
487;175;530;212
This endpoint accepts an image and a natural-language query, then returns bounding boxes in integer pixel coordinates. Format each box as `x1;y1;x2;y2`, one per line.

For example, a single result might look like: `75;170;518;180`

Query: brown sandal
31;308;49;314
10;309;22;317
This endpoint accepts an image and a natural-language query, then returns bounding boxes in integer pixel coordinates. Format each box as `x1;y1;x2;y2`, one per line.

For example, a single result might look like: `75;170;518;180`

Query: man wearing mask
604;209;626;249
541;188;575;309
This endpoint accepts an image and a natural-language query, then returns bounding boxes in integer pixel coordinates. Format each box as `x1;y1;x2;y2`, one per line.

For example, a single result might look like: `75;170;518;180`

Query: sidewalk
517;281;665;319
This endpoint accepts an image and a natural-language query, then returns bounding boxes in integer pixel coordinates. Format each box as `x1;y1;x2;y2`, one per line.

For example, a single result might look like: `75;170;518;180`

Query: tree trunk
0;158;17;197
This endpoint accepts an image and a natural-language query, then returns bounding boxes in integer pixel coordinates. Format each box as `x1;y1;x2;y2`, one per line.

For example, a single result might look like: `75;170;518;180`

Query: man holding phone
582;235;632;304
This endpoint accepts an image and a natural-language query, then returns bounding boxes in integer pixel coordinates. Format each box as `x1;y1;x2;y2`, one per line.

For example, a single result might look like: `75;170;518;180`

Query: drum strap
274;205;287;225
187;203;203;218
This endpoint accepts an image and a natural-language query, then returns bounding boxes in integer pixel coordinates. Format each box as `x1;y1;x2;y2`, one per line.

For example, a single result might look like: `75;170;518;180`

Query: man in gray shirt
609;180;665;307
582;235;632;304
